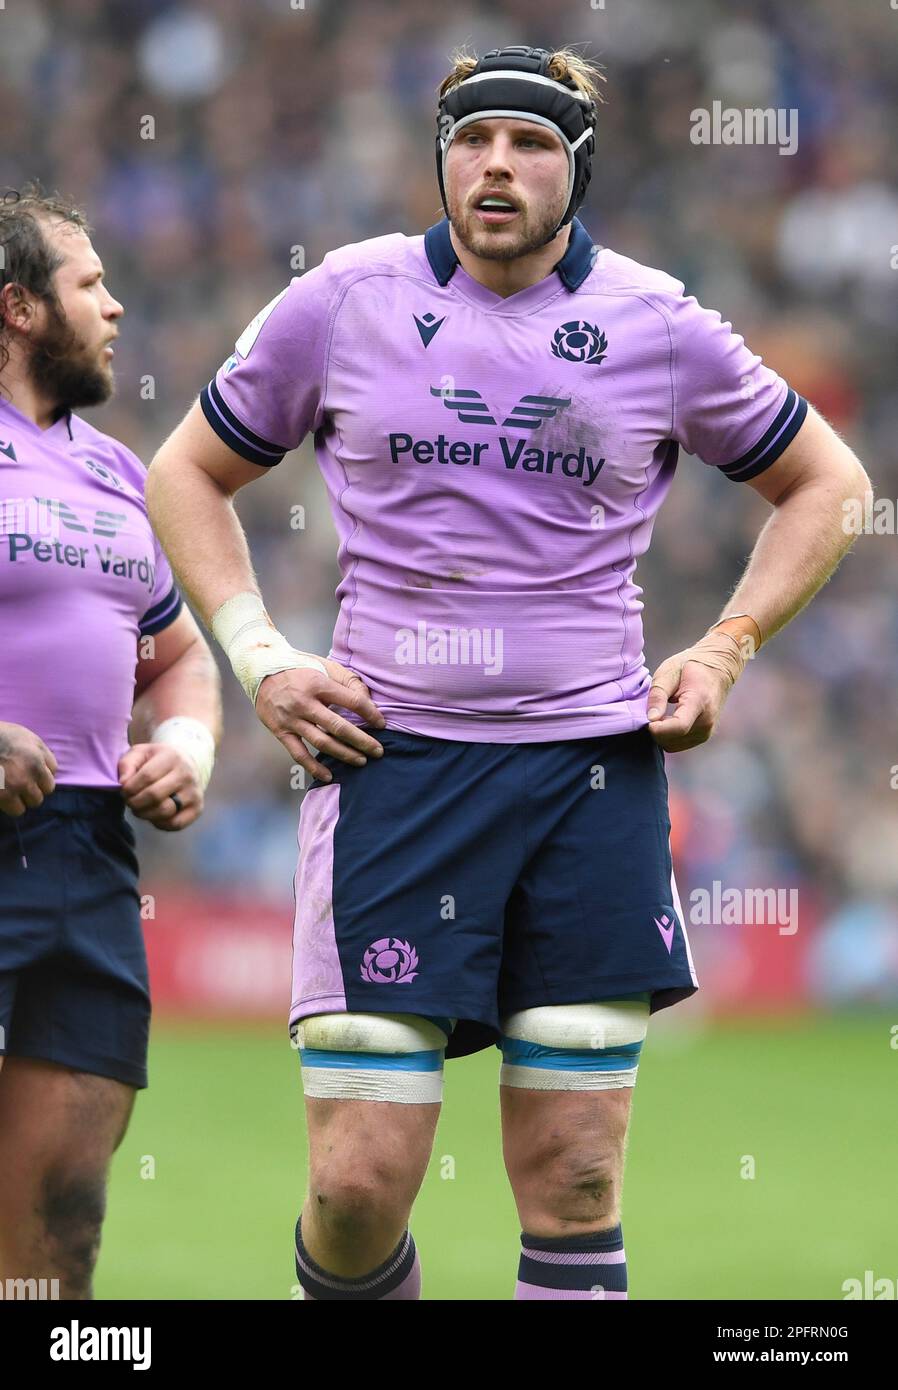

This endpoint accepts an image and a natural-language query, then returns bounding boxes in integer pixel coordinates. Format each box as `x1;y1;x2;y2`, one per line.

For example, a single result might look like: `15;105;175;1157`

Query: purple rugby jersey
0;398;182;785
201;217;807;742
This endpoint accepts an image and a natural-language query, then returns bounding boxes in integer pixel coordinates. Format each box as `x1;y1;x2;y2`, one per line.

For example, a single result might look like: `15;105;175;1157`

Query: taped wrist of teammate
706;610;763;655
664;622;758;694
150;716;216;792
210;591;327;706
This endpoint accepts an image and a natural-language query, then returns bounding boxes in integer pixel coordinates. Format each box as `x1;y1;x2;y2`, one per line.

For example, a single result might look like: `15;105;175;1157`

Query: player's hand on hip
118;743;204;830
646;656;730;752
254;657;386;784
0;721;58;816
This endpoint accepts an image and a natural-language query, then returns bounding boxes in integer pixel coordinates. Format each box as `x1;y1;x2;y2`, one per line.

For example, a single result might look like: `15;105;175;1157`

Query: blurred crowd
3;0;896;1003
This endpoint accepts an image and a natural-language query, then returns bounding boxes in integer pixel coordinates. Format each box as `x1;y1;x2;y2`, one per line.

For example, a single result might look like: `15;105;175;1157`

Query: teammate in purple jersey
0;185;221;1298
147;47;869;1300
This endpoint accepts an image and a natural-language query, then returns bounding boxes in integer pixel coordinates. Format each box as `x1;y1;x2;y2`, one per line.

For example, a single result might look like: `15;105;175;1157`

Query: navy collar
55;407;74;440
424;216;597;292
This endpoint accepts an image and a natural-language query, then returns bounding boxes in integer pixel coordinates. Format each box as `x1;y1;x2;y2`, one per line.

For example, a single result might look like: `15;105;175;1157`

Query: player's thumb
39;738;59;775
328;660;371;695
117;742;153;782
647;657;683;722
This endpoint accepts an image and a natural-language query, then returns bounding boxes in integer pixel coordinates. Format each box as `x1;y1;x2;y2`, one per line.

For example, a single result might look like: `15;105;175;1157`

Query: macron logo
414;312;446;348
654;913;675;954
0;440;16;462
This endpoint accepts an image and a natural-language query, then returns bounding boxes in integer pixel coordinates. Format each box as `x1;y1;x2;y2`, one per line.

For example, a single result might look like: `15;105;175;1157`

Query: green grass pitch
97;1011;898;1300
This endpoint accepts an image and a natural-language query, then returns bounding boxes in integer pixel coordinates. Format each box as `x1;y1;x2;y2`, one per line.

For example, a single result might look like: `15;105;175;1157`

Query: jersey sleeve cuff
718;389;808;483
200;378;287;467
140;584;183;637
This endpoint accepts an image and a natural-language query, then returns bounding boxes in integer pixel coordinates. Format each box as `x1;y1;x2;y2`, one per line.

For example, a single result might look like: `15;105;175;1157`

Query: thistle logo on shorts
550;320;608;364
360;937;420;984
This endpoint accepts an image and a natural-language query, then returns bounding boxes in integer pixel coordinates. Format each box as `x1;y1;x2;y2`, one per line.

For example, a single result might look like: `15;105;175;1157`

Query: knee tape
293;1012;455;1103
499;997;650;1091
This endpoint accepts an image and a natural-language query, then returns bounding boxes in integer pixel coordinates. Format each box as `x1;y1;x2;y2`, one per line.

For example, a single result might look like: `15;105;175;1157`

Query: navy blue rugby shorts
0;787;149;1089
289;724;698;1060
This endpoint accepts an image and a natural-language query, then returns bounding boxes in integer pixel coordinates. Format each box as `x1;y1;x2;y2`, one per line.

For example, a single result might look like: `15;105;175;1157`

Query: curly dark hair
0;180;91;379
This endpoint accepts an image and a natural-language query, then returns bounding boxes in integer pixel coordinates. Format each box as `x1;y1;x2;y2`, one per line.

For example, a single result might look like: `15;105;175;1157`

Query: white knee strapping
499;999;650;1091
294;1012;452;1104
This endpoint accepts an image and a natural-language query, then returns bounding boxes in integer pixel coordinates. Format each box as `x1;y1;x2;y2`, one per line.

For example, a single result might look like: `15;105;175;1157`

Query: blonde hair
438;45;606;105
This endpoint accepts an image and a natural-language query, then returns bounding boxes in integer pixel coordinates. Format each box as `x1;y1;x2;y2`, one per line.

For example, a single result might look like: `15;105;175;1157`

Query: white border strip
500;1064;639;1091
459;70;591;102
301;1066;443;1104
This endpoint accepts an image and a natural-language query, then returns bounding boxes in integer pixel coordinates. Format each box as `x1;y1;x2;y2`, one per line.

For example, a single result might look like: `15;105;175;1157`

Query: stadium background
2;0;896;1298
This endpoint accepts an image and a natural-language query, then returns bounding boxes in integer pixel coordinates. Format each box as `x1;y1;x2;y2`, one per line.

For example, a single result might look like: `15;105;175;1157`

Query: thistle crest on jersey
551;321;608;364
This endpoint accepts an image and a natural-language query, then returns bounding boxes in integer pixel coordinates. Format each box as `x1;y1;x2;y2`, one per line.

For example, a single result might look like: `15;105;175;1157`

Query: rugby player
146;47;870;1300
0;185;221;1298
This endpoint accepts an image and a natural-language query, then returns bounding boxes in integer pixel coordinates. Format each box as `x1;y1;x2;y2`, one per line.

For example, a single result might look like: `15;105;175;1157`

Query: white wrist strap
210;592;326;706
150;717;216;792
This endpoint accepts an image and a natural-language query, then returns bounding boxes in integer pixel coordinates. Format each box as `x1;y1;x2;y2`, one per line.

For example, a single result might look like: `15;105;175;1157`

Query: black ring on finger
170;792;183;814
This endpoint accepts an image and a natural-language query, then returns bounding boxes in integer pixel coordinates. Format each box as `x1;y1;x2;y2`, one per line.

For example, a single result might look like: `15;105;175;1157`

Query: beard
447;187;568;262
29;298;114;414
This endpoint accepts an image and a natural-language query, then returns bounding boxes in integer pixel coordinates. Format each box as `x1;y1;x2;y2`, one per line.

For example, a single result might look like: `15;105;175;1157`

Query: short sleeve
200;261;336;466
140;531;183;637
106;443;183;638
670;290;808;482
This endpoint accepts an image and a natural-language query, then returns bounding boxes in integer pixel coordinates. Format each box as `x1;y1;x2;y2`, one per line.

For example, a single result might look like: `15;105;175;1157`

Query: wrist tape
210;592;326;706
150;717;216;792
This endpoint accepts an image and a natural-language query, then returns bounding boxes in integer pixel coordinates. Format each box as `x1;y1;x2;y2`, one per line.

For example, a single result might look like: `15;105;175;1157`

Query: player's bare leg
497;998;647;1299
0;1059;135;1299
291;1011;448;1298
301;1096;439;1277
502;1086;632;1233
502;1087;633;1299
